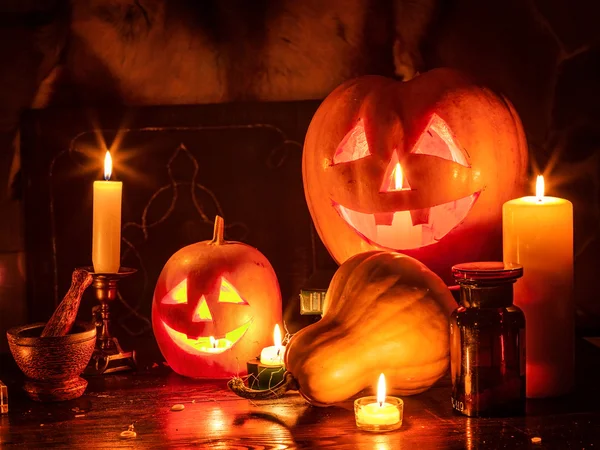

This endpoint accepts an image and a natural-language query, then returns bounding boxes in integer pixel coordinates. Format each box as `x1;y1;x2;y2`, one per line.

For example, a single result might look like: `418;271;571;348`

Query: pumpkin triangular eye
333;120;371;164
412;114;469;167
192;296;213;322
161;279;188;304
218;277;248;305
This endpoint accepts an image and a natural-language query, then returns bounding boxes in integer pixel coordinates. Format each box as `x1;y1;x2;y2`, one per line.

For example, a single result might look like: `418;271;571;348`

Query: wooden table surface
1;339;600;449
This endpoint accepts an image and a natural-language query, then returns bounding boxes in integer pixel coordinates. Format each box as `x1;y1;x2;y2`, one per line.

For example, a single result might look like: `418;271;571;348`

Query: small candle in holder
355;373;403;432
202;336;233;354
246;359;286;390
247;324;286;389
260;324;285;366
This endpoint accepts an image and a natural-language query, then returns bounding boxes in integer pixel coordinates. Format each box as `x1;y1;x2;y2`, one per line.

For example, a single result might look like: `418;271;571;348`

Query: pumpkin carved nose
380;154;412;193
192;296;213;322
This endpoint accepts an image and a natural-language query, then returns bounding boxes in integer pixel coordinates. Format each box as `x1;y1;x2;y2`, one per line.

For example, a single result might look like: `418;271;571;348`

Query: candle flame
104;151;113;181
393;163;403;191
274;324;282;348
210;336;216;348
377;373;386;407
535;175;544;202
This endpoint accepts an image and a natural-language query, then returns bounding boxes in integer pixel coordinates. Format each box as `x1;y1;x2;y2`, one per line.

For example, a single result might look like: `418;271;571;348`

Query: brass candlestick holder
81;267;138;375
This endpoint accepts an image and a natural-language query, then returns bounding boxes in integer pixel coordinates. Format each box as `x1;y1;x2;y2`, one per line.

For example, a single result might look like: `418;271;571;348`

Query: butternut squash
229;251;455;405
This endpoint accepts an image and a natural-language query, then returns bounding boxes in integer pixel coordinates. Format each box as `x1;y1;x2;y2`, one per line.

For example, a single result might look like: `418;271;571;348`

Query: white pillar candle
92;151;122;273
502;175;574;398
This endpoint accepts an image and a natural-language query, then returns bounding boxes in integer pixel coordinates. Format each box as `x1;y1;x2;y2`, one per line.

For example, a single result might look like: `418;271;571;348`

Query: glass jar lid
452;262;523;284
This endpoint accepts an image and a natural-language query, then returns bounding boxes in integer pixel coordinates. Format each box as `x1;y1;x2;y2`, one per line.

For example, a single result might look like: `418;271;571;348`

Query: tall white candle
92;151;122;273
502;175;574;398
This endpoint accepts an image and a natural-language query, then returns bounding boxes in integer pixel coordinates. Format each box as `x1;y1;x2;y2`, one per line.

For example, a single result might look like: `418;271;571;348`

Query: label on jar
451;395;465;414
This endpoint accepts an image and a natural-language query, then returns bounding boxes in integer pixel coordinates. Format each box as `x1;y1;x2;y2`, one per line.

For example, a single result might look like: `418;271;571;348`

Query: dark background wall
1;0;599;352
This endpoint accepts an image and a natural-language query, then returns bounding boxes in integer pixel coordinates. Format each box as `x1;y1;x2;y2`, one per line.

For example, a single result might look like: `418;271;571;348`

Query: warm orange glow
192;296;213;322
218;277;247;304
333;120;371;164
536;175;544;201
393;163;403;191
162;319;252;355
337;113;479;250
337;192;478;250
162;277;249;307
104;151;113;180
161;279;188;305
273;324;282;348
380;154;411;193
413;114;469;167
377;373;386;406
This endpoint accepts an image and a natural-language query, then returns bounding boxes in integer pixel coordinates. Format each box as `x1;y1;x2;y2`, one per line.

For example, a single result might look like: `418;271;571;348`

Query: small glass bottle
450;262;526;417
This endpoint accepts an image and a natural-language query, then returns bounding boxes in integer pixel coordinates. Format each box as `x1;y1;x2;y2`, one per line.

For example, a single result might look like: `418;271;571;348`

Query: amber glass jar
450;262;525;417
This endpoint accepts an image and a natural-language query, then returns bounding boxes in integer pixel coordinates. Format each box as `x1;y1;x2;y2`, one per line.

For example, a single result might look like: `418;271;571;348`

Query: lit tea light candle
247;325;286;390
201;336;232;354
92;151;122;273
354;373;403;432
503;175;574;398
260;324;286;366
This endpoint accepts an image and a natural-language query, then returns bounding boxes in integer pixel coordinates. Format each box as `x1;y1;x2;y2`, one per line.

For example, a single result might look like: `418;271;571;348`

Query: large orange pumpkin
303;68;528;282
152;216;282;378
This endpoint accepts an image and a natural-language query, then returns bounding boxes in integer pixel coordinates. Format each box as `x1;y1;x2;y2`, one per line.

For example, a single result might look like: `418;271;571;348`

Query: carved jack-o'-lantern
303;68;528;281
152;216;282;378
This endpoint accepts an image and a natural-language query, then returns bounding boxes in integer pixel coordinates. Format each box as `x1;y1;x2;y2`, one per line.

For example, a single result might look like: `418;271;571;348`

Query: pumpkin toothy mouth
162;319;253;355
335;192;480;250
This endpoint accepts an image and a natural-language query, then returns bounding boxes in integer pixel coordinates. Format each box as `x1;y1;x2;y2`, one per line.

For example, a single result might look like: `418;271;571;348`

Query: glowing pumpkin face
303;68;528;282
152;216;282;378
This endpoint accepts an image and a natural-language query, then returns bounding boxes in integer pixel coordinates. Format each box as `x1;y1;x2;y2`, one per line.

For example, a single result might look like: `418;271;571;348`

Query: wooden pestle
41;268;94;337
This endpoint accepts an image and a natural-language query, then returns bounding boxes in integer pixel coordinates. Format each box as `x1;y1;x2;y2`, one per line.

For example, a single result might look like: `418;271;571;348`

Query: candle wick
379;401;383;408
276;348;280;357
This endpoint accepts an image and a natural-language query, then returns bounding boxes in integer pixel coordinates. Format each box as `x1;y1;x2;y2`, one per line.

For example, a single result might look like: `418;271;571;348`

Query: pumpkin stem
227;372;299;400
211;215;225;245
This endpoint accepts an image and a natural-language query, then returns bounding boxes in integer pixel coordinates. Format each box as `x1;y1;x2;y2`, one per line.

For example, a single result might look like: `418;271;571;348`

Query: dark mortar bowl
7;322;96;401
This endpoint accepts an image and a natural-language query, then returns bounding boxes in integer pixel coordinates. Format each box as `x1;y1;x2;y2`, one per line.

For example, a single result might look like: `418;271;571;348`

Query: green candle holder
246;359;286;390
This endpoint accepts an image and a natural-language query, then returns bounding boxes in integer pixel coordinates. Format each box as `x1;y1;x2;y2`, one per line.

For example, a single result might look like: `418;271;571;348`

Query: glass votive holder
354;396;403;432
0;379;7;414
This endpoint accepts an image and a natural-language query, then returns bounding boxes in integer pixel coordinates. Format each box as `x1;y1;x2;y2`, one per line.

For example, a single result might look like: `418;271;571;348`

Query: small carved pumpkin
152;216;282;378
229;250;455;405
303;68;528;281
